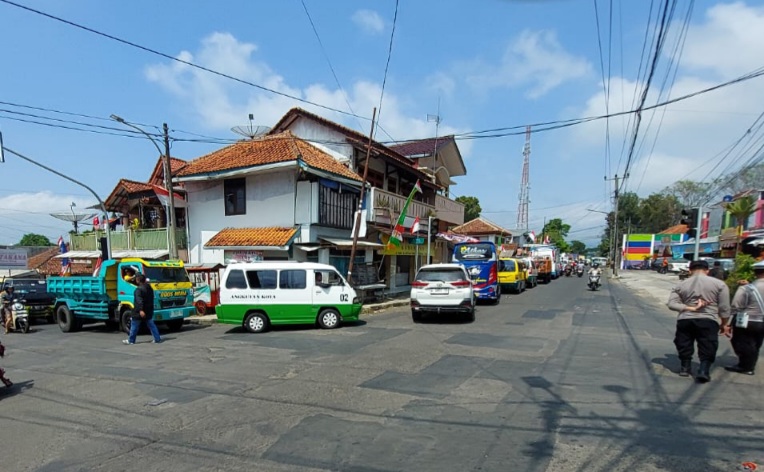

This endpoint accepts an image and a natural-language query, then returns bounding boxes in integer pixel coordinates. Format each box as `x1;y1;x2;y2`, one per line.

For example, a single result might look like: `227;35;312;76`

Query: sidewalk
613;269;679;307
184;294;410;326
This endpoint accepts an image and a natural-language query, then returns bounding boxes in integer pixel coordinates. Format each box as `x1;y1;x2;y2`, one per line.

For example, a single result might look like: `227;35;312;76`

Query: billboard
0;249;28;269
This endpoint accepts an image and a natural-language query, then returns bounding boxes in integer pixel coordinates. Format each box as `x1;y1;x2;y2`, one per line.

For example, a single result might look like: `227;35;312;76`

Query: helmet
593;263;599;268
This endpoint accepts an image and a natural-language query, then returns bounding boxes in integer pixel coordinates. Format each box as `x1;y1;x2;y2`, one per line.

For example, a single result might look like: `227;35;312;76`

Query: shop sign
224;250;264;263
0;249;27;269
379;234;432;256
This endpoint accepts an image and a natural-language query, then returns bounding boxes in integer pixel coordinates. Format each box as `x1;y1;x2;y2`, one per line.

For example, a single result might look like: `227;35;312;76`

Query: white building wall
287;119;354;161
186;170;297;264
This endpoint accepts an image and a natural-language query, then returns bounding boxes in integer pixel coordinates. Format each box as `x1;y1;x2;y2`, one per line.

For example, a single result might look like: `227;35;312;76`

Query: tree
726;195;757;230
717;163;764;195
638;192;682;233
455;196;481;223
18;233;54;246
542;218;571;253
570;240;586;254
663;180;713;208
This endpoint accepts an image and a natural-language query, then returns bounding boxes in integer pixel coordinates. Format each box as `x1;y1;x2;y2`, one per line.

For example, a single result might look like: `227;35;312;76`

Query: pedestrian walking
123;274;162;345
709;261;725;280
667;259;731;382
724;260;764;375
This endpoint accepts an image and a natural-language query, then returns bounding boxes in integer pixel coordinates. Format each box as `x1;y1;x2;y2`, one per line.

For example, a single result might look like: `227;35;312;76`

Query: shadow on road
0;379;34;400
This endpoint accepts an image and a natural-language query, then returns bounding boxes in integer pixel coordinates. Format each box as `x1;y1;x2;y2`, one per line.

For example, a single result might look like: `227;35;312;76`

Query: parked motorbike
577;266;584;277
588;274;601;291
10;299;30;334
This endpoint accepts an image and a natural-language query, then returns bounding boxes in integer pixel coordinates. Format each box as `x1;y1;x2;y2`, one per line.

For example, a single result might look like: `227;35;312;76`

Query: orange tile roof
178;131;361;181
149;156;187;185
28;246;95;276
204;227;298;248
452;217;512;236
660;224;689;235
270;108;438;187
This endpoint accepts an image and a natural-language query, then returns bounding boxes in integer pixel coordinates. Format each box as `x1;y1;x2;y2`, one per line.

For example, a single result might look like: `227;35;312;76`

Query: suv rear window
415;268;466;282
499;260;516;271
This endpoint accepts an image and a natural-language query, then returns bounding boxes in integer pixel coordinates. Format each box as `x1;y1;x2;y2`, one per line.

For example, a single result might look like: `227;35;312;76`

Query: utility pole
426;215;432;264
693;206;703;261
347;108;377;283
163;123;178;259
605;173;627;276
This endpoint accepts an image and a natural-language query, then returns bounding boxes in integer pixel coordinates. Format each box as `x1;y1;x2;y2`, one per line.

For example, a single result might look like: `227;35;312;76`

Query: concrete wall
186;170;297;264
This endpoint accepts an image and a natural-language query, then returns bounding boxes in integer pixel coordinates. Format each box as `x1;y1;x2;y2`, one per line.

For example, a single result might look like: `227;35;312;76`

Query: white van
216;262;362;333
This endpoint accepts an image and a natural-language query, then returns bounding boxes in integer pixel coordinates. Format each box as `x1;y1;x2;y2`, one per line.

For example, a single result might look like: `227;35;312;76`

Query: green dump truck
47;258;195;333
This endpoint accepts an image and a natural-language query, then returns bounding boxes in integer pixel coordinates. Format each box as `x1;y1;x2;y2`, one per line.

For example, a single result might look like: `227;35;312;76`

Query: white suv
410;264;475;323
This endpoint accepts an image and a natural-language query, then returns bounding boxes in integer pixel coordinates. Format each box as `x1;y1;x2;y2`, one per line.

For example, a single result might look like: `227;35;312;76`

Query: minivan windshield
416;268;466;282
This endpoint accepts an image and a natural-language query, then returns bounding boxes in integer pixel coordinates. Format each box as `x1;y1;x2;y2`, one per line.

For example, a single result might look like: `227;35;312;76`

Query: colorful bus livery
452;242;501;303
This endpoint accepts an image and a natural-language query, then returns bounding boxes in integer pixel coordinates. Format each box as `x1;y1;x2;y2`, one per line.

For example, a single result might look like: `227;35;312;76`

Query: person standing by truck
1;286;15;334
123;274;162;345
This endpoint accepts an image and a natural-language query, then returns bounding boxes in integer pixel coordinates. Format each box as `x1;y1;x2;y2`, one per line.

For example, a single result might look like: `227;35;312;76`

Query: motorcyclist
1;286;15;334
588;263;602;277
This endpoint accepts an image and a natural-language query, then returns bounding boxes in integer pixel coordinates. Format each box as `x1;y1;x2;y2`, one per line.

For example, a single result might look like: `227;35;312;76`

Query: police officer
667;259;731;382
724;260;764;375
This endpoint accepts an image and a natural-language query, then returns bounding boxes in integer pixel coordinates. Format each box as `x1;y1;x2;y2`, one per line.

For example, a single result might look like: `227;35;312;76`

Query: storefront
670;237;720;260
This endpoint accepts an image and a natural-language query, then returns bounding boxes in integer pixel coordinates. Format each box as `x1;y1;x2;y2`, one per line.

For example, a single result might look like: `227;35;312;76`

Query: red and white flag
92;257;103;277
411;216;421;234
152;185;187;208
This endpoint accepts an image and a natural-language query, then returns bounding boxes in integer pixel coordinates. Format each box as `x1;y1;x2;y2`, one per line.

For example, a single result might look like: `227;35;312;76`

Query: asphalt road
0;274;762;472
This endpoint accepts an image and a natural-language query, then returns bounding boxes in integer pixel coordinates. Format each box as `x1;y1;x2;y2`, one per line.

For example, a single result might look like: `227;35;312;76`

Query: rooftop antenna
231;113;271;140
427;97;442;187
50;202;95;234
516;126;531;233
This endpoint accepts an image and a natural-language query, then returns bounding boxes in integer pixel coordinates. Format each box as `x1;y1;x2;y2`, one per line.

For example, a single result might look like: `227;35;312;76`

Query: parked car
668;260;690;273
498;258;527;293
2;278;55;324
410;264;475;323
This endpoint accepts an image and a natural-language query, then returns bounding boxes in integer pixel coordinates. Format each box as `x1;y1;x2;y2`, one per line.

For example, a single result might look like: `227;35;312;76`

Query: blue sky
1;0;763;245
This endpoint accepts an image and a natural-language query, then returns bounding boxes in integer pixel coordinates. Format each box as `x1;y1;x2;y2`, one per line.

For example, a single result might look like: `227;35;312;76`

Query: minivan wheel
493;287;502;305
318;308;341;329
244;312;268;333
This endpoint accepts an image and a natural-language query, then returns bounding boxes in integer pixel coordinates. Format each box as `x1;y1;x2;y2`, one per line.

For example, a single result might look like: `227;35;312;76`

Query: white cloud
351;9;385;34
0;192;99;244
145;32;469;153
463;30;592;98
562;2;764;197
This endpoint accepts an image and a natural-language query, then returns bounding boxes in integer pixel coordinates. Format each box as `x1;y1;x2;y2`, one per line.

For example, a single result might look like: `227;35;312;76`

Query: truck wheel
120;309;133;334
317;308;341;329
166;319;184;332
57;305;81;333
194;300;207;316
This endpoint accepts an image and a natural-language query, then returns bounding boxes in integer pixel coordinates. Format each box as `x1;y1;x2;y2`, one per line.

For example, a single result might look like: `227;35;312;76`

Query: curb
185;316;218;326
183;298;411;325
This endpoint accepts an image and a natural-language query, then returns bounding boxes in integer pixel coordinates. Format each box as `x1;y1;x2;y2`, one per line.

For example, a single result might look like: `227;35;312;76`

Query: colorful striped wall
621;233;687;267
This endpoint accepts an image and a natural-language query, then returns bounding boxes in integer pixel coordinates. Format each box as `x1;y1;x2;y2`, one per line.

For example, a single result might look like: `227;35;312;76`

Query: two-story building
268;108;466;290
451;217;513;245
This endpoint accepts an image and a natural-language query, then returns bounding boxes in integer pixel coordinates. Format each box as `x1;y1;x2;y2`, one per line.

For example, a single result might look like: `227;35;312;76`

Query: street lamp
110;115;178;259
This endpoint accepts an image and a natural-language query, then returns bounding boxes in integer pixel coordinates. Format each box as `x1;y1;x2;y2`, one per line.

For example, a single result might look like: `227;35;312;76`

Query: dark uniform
667;260;730;381
726;266;764;375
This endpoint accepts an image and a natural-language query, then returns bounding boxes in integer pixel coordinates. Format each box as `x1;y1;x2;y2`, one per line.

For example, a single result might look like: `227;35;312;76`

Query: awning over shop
319;238;383;248
670;237;720;257
204;227;297;251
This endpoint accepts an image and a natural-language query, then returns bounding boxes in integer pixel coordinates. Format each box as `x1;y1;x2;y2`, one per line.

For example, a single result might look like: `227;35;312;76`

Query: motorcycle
588;274;601;291
577;266;585;277
565;267;572;277
678;268;690;281
9;299;30;334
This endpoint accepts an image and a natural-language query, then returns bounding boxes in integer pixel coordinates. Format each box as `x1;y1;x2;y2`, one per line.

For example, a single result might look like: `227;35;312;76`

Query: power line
0;0;372;121
376;0;399;129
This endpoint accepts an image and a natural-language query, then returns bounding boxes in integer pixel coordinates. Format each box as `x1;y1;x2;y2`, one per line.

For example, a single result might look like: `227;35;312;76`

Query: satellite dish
51;202;98;233
231;113;271;139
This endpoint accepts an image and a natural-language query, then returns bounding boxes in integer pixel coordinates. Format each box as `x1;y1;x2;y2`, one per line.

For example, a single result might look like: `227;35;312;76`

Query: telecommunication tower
516;126;531;232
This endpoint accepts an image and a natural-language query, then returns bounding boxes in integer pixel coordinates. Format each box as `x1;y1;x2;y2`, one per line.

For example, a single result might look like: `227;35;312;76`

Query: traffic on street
0;271;761;472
